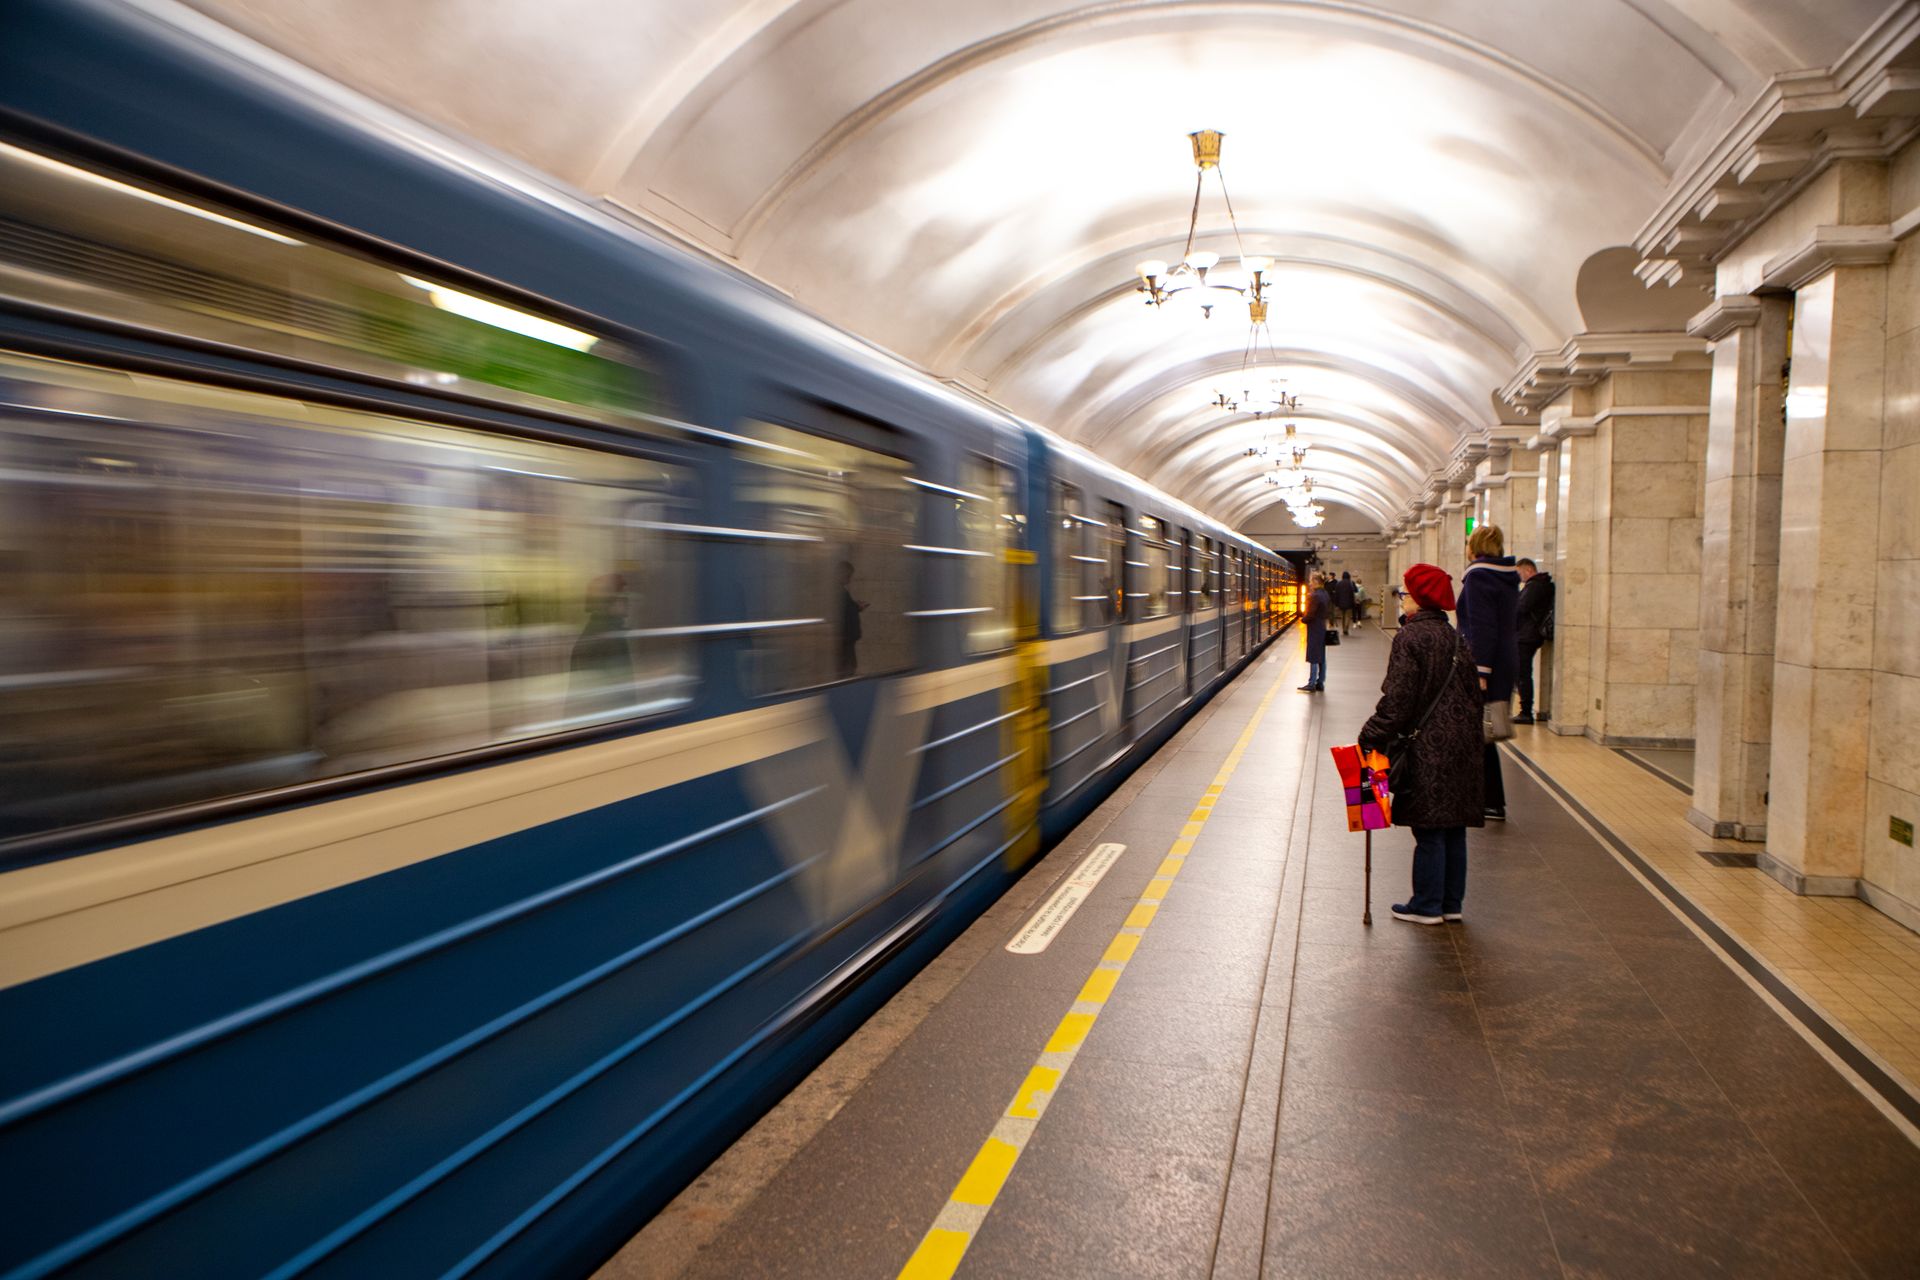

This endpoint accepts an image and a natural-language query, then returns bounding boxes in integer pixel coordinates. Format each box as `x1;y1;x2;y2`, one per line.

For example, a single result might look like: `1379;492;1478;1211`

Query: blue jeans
1306;659;1325;686
1409;826;1467;916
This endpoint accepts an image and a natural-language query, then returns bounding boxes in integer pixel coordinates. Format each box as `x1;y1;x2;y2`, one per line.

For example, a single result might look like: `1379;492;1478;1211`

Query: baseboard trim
1757;852;1860;899
1688;807;1737;839
1859;881;1920;936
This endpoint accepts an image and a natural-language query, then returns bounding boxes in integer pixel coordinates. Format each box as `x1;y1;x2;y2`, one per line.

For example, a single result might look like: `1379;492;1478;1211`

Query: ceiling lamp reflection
1132;130;1273;322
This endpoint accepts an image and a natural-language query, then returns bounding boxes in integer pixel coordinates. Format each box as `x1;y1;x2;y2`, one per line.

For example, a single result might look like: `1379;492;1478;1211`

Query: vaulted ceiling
186;0;1893;531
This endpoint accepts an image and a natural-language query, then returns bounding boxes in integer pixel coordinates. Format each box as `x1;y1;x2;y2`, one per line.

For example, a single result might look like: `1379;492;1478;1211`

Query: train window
1199;537;1216;607
0;350;695;845
1136;515;1171;618
957;456;1019;653
1176;530;1192;613
1050;481;1097;634
0;142;667;433
737;418;913;692
1103;502;1127;624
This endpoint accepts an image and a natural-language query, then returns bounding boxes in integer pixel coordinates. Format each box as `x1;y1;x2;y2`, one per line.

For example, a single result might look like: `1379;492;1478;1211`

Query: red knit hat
1403;563;1455;612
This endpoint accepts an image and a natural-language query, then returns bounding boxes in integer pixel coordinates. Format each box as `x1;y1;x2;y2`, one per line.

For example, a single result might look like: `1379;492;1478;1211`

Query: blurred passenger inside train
1360;564;1485;924
568;574;634;719
835;559;868;680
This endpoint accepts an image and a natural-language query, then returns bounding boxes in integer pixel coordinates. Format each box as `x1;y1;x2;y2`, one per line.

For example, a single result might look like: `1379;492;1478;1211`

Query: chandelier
1133;131;1274;321
1245;420;1302;459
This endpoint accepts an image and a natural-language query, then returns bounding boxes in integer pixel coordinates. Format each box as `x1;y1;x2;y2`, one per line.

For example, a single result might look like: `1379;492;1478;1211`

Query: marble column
1528;438;1560;718
1764;261;1890;894
1437;483;1469;583
1543;397;1600;736
1688;294;1789;841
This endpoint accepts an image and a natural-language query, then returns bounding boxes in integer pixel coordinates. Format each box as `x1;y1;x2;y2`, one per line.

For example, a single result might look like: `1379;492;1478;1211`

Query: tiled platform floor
1508;727;1920;1100
599;631;1920;1280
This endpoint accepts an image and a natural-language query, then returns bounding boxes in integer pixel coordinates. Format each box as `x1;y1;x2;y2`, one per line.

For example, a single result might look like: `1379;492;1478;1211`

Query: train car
0;3;1292;1278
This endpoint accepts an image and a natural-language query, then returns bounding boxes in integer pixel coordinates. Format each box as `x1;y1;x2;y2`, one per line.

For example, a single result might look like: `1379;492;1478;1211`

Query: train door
1179;527;1194;697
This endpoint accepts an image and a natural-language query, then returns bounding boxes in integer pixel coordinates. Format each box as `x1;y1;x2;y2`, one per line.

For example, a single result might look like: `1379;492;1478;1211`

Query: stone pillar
1764;258;1891;894
1437;483;1469;582
1590;366;1712;746
1688;294;1790;841
1542;396;1600;735
1528;438;1560;718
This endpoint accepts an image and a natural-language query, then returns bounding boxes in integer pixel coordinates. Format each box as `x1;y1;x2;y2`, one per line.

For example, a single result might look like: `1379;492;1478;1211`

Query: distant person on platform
1457;525;1520;821
1300;573;1330;692
1331;571;1358;634
1515;557;1554;724
835;559;868;680
1359;563;1485;924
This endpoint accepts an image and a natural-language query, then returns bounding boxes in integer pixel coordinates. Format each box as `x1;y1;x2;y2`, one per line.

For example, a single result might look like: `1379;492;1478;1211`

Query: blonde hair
1467;524;1505;559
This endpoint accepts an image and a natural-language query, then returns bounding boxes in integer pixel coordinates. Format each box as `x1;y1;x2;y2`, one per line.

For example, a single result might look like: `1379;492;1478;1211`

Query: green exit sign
1893;816;1915;848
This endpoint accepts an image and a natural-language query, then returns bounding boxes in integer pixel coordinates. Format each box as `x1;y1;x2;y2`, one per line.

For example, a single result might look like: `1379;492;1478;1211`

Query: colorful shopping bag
1329;743;1392;831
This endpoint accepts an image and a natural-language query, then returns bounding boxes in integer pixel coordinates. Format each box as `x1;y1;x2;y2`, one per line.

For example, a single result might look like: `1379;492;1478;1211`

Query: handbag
1383;647;1464;798
1325;628;1341;646
1483;698;1514;743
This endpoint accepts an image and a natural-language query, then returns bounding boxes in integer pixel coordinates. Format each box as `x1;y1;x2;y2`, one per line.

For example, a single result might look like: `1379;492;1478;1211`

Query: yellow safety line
898;659;1289;1279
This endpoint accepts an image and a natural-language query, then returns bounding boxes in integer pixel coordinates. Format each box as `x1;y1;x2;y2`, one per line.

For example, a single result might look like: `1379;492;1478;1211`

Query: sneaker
1390;903;1444;925
1513;713;1534;725
1443;912;1463;922
1484;807;1506;821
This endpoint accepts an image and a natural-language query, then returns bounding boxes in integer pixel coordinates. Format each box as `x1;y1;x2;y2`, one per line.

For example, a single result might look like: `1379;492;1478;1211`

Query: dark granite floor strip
1504;741;1920;1133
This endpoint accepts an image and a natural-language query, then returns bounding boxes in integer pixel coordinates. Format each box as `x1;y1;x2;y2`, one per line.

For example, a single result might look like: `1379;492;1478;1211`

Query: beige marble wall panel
1867;669;1920;796
1611;516;1674;570
1610;574;1706;629
1611;414;1699;462
1887;326;1920;453
1607;628;1672;684
1611;461;1702;519
1604;681;1696;740
1741;652;1775;742
1776;665;1873;878
1876;559;1920;679
1889;234;1920;345
1863;778;1920;922
1668;628;1700;684
1608;371;1714;408
1668;518;1703;575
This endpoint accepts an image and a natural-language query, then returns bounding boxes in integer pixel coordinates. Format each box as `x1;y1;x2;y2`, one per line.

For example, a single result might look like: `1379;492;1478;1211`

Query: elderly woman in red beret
1357;564;1486;923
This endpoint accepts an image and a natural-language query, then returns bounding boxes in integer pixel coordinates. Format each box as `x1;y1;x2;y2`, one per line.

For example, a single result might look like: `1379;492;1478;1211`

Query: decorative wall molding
1633;1;1920;288
1539;414;1600;442
1687;293;1766;340
1759;224;1900;289
1499;330;1711;412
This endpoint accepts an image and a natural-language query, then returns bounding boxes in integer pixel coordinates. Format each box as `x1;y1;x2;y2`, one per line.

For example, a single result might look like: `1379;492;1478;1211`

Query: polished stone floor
600;630;1920;1280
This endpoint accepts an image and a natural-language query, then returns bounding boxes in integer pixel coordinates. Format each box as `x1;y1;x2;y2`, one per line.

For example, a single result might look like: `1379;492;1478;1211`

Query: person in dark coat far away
1456;524;1519;821
1300;573;1330;692
1359;563;1485;923
1514;557;1554;723
1331;571;1357;633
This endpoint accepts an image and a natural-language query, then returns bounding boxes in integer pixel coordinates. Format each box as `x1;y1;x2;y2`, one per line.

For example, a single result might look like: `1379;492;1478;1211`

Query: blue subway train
0;3;1296;1277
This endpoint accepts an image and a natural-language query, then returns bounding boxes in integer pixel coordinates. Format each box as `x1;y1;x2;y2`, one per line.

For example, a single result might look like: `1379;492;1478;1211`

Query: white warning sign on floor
1006;842;1127;955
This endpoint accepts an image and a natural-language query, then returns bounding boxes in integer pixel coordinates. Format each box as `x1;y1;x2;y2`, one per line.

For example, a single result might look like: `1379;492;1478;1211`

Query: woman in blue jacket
1456;525;1519;820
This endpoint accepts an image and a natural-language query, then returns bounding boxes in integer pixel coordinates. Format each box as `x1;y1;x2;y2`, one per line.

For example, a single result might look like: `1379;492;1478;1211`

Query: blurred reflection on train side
0;352;693;842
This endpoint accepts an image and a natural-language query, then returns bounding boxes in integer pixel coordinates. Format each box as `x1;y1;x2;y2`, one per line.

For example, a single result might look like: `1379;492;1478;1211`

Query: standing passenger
1360;564;1485;923
1299;573;1330;692
835;560;868;680
1332;571;1357;634
1514;558;1554;724
1457;525;1519;821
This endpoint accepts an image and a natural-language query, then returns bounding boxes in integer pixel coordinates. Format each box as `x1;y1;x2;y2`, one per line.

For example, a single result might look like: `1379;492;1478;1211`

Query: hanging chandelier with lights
1133;131;1274;321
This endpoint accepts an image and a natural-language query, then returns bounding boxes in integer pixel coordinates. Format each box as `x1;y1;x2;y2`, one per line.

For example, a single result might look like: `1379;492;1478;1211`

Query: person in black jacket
1515;558;1554;724
1456;525;1519;821
1359;563;1485;923
1331;571;1357;634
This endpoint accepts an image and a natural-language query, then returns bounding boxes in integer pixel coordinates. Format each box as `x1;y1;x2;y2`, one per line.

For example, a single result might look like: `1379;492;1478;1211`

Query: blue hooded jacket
1457;555;1520;702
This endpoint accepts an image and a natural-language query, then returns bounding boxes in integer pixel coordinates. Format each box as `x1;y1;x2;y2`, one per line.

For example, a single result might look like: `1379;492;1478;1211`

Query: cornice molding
1540;415;1600;442
1633;2;1920;288
1759;224;1899;290
1687;294;1766;340
1499;331;1711;412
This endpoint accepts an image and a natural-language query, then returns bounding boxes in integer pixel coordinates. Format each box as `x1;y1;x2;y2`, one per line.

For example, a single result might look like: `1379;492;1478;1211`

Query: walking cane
1362;829;1372;926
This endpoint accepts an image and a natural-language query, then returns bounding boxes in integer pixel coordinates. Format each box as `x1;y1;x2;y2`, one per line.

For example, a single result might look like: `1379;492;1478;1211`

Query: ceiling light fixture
1133;131;1273;321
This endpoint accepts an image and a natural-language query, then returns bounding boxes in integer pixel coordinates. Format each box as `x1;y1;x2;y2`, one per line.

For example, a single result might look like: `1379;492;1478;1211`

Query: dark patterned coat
1358;609;1486;828
1303;588;1329;662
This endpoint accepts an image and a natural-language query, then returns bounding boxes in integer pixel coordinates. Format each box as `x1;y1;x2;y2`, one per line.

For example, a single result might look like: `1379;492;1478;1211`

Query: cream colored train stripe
0;663;1016;991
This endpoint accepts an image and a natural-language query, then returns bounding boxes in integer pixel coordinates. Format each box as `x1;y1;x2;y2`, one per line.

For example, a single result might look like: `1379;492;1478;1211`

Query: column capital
1760;224;1897;291
1540;415;1599;442
1688;294;1766;341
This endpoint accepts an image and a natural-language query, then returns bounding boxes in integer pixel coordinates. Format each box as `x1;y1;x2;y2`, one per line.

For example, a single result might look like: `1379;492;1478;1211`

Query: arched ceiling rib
189;0;1902;531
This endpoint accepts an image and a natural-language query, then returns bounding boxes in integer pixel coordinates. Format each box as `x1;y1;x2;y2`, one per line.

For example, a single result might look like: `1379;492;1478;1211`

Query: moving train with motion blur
0;3;1299;1276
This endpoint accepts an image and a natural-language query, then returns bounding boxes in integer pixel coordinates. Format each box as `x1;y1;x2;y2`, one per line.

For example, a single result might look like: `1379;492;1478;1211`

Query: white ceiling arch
188;0;1900;530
